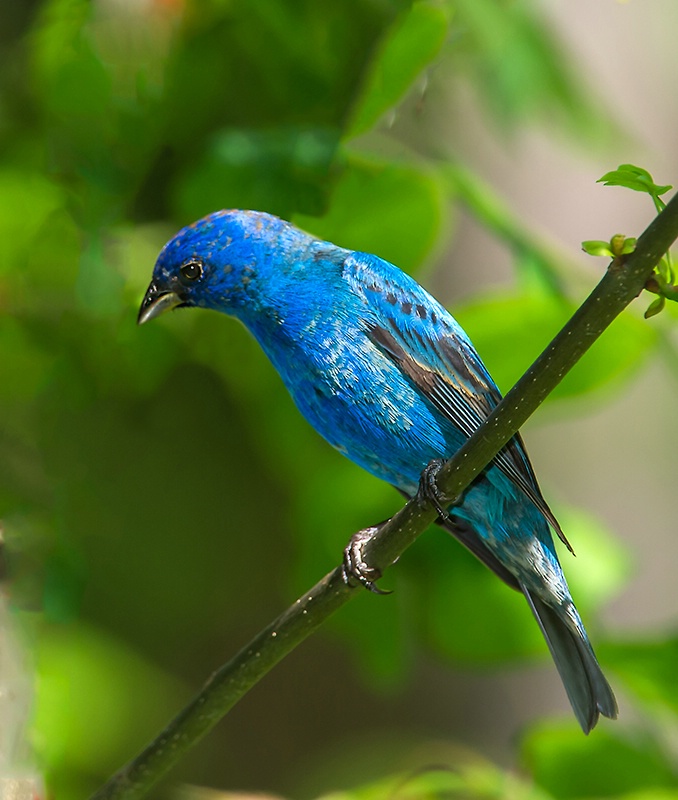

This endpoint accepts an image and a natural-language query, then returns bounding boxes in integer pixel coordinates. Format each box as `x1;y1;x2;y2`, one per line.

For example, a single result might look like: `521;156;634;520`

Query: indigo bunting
139;210;617;732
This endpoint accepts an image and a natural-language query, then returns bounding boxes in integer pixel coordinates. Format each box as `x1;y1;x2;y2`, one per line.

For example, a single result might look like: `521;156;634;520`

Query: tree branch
90;190;678;800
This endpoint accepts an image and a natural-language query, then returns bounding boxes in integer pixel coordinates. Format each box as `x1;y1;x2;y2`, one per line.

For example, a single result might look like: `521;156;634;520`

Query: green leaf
597;164;672;198
523;723;678;800
454;292;657;401
294;152;447;272
656;255;674;285
621;237;638;255
581;240;614;258
644;296;665;319
582;236;636;259
347;2;450;138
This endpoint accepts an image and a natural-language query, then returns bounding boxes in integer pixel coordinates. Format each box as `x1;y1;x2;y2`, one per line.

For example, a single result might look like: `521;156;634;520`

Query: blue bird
138;209;617;732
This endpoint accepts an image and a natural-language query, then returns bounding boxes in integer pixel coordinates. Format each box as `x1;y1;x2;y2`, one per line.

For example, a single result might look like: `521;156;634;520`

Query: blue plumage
139;209;617;732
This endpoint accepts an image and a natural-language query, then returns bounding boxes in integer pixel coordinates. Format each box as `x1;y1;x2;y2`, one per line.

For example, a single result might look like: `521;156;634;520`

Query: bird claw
342;526;392;595
416;458;450;520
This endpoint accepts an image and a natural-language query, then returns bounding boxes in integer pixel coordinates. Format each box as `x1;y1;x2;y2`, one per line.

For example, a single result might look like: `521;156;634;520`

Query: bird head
138;209;286;324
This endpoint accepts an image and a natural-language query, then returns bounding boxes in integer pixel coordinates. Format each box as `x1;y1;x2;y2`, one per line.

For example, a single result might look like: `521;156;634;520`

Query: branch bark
90;190;678;800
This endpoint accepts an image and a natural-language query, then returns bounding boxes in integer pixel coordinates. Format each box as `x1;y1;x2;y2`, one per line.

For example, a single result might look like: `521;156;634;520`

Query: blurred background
2;0;678;798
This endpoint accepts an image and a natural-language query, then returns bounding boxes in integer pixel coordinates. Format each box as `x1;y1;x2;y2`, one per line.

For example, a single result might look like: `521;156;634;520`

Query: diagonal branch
90;190;678;800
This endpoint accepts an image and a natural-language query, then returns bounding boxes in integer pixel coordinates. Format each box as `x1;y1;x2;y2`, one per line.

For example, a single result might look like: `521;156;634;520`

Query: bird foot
342;525;392;595
416;458;450;520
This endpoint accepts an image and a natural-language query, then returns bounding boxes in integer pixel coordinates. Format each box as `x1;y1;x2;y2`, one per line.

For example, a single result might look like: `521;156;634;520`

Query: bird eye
180;260;203;282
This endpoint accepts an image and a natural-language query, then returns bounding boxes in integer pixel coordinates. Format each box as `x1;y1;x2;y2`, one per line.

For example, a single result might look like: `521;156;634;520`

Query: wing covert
343;251;571;551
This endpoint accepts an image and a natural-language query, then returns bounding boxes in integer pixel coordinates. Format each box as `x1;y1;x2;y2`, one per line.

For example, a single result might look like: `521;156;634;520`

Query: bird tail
522;586;618;734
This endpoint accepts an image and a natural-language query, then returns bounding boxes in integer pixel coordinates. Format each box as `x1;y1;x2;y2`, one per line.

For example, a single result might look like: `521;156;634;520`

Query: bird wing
343;252;571;552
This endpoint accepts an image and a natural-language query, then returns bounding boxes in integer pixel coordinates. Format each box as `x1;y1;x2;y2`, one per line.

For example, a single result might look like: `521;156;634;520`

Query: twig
90;190;678;800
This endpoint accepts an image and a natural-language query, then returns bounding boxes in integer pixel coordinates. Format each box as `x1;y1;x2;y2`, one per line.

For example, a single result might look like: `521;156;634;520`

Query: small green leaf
581;240;614;258
644;296;665;319
597;164;672;198
657;256;672;284
661;285;678;302
582;235;637;260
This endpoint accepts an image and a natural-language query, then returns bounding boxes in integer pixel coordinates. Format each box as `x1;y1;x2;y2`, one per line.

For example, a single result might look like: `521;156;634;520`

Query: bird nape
138;209;617;733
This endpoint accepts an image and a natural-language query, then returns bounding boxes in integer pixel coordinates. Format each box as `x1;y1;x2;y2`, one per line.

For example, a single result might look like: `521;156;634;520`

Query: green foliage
347;2;451;137
601;637;678;718
35;623;186;794
586;165;677;318
582;235;637;260
448;0;615;139
598;165;672;212
295;152;447;271
0;1;674;799
174;126;340;220
311;755;554;800
522;724;678;799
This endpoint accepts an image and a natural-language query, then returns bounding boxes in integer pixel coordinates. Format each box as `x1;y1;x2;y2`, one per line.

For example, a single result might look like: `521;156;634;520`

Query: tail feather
523;586;617;733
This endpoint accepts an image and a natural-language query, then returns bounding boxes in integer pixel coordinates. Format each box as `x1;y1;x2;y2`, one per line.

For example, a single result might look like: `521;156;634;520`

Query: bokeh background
2;1;678;798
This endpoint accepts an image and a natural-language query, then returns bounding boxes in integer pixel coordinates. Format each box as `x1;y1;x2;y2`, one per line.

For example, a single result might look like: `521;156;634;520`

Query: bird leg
342;524;392;595
416;458;451;520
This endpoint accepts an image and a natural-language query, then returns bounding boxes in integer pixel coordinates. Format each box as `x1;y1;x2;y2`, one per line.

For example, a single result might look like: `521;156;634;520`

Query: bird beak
137;284;183;325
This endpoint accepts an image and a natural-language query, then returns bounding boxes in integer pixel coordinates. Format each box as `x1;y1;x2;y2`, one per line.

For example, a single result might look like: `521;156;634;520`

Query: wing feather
344;252;571;552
